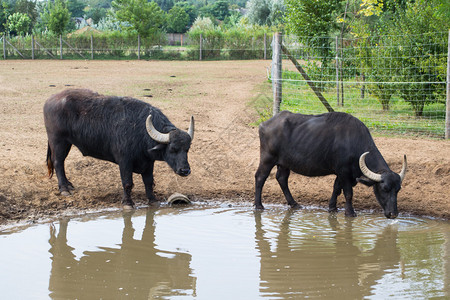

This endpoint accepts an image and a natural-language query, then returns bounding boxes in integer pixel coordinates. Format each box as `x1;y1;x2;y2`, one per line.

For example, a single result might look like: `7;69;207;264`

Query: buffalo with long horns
255;111;406;218
44;89;194;208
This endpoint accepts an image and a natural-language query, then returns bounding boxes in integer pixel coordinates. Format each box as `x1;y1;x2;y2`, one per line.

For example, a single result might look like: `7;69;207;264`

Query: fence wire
1;33;272;61
276;32;448;138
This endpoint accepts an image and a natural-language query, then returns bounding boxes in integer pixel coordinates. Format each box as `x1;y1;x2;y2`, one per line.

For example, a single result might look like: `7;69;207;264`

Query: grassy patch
279;70;446;138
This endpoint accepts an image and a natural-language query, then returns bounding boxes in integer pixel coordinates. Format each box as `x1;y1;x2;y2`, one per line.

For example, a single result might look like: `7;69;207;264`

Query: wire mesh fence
1;32;272;61
274;32;448;138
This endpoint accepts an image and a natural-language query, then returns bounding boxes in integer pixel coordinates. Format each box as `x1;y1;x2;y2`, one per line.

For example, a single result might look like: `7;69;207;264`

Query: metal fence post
264;33;267;60
336;36;340;106
272;32;282;116
199;33;202;61
445;29;450;139
59;35;63;59
3;34;6;59
31;35;34;59
138;34;141;60
91;35;94;60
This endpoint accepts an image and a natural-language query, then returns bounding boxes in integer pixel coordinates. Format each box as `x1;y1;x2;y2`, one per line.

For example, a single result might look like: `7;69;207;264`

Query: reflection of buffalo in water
254;211;401;298
48;209;196;299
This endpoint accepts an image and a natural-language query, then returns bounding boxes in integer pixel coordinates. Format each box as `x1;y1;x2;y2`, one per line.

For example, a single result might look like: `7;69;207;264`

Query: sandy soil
0;60;449;225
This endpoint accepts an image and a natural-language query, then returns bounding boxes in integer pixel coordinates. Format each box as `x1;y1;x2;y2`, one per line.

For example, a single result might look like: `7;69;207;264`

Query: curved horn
398;155;407;182
359;152;382;182
146;115;170;144
188;116;194;140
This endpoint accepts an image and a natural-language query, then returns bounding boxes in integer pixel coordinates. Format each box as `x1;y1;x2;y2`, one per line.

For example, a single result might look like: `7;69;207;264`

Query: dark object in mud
44;88;194;208
255;111;407;219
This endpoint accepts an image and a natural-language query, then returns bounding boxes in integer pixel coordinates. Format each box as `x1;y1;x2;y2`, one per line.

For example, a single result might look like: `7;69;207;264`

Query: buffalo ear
357;176;376;187
148;144;166;158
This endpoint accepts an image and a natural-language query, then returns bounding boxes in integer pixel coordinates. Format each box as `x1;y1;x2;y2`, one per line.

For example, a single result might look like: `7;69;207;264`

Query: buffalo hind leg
51;141;74;196
276;166;300;209
328;178;342;213
254;158;276;210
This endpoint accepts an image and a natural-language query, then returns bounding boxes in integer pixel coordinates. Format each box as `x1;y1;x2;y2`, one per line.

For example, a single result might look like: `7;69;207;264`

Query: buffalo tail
46;143;54;179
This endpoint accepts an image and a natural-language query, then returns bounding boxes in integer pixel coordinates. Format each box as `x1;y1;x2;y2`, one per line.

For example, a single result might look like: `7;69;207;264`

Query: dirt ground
0;60;449;225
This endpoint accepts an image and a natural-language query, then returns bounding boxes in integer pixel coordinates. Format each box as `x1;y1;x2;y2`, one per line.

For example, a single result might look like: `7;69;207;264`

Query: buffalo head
358;152;407;219
146;115;194;177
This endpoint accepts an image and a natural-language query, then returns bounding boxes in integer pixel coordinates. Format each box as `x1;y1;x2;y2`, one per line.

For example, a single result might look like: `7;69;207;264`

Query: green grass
277;71;446;138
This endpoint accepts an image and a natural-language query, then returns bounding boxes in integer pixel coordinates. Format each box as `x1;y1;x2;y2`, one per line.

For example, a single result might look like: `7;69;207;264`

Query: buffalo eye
168;144;180;153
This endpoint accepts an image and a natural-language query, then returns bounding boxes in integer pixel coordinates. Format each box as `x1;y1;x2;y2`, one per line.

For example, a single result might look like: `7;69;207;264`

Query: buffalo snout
177;168;191;176
384;210;398;219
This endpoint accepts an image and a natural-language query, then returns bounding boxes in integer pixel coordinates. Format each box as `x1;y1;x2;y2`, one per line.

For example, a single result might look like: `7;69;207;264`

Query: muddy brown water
1;203;449;299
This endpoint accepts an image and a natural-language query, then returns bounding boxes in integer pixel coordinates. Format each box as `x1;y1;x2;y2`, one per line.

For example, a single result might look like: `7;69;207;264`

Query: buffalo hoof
148;201;161;208
345;211;357;217
60;191;71;196
289;203;302;210
255;204;265;210
122;204;134;210
328;207;338;214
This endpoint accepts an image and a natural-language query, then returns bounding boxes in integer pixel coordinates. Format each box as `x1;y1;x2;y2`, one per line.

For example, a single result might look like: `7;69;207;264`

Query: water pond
1;203;449;299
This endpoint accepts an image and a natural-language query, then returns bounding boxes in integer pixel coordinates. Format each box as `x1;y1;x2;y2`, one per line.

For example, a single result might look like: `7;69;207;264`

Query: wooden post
199;33;202;61
272;32;282;116
361;73;365;99
445;29;450;139
281;44;334;112
264;33;267;60
31;35;35;59
3;34;6;59
90;35;94;60
336;36;340;106
138;34;141;60
59;35;63;59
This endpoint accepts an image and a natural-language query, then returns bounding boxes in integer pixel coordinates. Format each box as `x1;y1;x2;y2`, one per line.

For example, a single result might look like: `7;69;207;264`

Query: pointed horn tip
399;154;407;182
187;115;195;140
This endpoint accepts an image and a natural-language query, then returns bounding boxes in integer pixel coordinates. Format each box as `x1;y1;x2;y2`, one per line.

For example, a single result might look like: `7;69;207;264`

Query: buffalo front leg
119;163;134;209
328;177;342;213
276;166;300;209
141;163;158;204
342;183;356;217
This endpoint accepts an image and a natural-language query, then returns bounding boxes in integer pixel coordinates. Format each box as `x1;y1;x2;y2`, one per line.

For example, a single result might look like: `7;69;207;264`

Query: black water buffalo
44;89;194;208
254;111;407;218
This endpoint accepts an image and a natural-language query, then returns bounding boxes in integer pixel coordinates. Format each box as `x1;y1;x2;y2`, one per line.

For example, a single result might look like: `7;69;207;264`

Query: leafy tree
166;5;190;33
245;0;270;26
68;0;86;17
111;0;165;37
285;0;341;61
7;12;31;35
269;0;284;26
174;1;198;27
41;0;71;36
199;0;229;22
352;0;448;115
0;0;12;32
154;0;174;12
385;0;448;116
246;0;284;26
85;7;107;25
189;16;214;32
210;0;229;21
14;0;38;30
